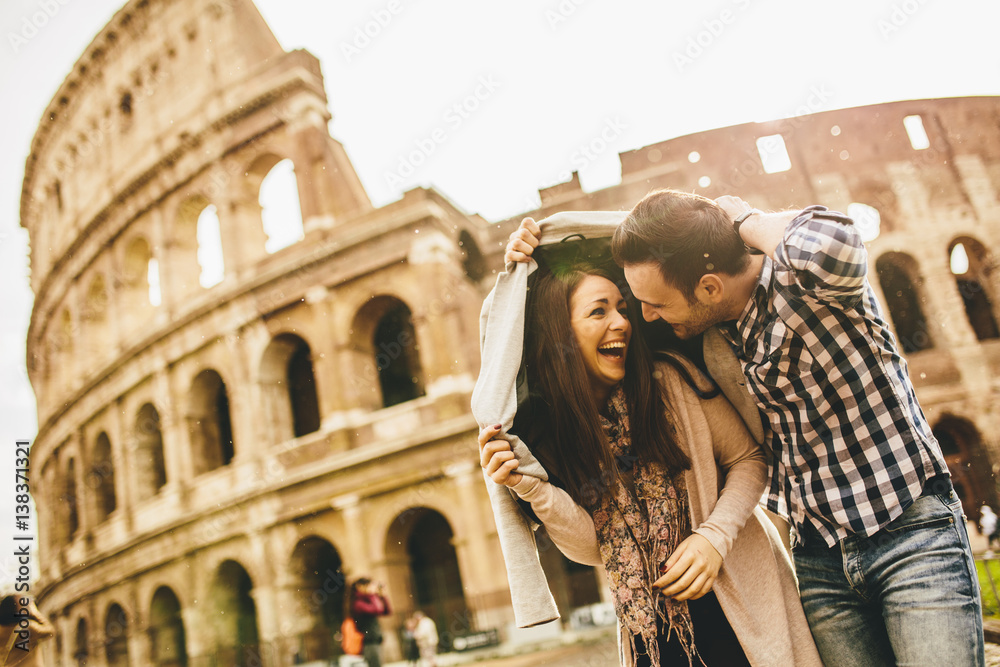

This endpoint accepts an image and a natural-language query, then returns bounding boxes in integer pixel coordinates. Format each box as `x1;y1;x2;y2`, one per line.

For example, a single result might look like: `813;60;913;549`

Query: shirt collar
720;258;773;350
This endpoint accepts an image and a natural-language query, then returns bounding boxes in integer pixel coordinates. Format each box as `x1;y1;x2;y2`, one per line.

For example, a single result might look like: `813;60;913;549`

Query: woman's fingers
477;424;502;449
504;218;541;264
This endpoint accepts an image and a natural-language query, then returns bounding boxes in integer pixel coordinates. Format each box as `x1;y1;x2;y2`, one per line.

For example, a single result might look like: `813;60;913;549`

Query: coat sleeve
510;476;603;567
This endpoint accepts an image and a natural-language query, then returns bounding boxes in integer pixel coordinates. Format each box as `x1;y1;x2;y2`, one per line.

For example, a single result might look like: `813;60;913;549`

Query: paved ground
392;631;1000;666
426;640;1000;666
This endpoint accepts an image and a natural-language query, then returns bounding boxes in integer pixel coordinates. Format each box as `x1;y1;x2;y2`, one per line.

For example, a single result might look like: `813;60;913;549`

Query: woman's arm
654;360;766;600
480;425;602;566
694;390;768;558
510;475;602;566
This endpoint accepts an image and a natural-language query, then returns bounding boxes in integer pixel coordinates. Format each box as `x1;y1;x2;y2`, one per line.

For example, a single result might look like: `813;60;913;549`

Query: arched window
260;334;320;443
289;537;344;661
258;158;304;253
458;231;486;282
196;204;225;287
65;458;79;541
176;196;224;293
105;604;129;667
949;237;1000;341
209;561;260;666
124;237;156;305
932;415;998;523
134;404;167;501
74;617;89;667
150;587;188;667
349;297;427;411
91;432;116;522
385;508;466;651
374;303;425;407
875;253;934;353
189;370;236;475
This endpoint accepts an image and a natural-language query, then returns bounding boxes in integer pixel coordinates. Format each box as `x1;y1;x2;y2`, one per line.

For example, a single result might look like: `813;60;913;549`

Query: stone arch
384;507;467;650
121;235;157;333
104;602;130;667
349;296;426;410
173;194;224;295
134;403;167;502
948;236;1000;341
287;536;345;662
82;273;110;366
188;369;236;475
246;153;304;253
149;586;188;667
90;431;117;523
74;616;90;666
208;559;261;666
458;230;486;282
874;252;934;353
932;414;998;523
259;333;320;443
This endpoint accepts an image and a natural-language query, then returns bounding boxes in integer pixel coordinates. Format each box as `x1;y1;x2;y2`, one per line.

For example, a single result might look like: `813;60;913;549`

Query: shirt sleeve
775;206;868;304
510;476;603;567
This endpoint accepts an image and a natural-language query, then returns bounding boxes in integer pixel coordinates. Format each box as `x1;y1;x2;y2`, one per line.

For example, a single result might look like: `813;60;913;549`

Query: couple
473;190;983;666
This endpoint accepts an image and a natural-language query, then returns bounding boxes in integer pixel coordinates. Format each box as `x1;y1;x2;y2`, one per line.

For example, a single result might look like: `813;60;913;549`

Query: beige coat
512;360;822;667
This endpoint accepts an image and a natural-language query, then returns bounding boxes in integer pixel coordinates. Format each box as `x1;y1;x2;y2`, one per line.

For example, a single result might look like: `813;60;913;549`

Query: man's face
624;262;723;339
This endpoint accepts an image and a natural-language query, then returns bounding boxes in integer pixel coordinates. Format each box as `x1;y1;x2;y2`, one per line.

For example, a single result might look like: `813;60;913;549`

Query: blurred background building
20;0;1000;665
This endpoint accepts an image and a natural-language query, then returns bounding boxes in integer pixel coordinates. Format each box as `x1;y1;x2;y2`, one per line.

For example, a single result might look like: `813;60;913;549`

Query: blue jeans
793;488;984;667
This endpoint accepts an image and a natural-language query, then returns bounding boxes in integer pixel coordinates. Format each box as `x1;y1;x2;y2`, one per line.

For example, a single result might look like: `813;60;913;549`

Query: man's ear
695;274;726;304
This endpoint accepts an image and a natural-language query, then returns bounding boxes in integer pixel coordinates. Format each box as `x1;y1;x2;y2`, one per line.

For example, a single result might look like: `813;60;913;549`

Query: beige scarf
592;386;699;666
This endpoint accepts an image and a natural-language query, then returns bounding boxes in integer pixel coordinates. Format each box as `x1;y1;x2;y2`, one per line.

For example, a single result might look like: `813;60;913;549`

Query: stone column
128;584;153;667
156;368;191;495
218;196;269;281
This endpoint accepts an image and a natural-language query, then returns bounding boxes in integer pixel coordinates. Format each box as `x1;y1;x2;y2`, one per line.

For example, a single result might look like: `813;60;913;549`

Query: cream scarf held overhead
470;211;627;627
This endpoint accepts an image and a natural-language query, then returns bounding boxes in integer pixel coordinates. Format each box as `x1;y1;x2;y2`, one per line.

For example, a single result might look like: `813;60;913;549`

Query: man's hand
505;217;541;264
478;424;523;487
714;195;753;222
653;533;723;601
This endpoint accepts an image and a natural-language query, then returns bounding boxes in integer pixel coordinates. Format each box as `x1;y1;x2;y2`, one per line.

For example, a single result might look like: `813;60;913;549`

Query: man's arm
715;195;799;261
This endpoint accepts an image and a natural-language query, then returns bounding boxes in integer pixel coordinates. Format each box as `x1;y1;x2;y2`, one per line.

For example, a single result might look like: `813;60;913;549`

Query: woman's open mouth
597;341;627;360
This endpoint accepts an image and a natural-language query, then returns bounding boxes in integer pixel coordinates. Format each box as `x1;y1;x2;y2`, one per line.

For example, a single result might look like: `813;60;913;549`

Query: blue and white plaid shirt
719;206;949;547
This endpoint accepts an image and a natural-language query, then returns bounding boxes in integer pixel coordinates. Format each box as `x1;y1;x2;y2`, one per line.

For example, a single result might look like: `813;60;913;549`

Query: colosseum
20;0;1000;665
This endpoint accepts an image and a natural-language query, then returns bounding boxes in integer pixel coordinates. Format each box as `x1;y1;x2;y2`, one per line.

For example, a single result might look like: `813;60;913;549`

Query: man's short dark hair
611;189;750;300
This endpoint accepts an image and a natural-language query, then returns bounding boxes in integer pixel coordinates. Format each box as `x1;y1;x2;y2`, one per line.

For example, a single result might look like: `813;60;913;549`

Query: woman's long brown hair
512;247;691;509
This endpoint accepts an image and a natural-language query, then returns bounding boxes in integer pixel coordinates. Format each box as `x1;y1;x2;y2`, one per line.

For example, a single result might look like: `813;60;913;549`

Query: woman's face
568;275;632;399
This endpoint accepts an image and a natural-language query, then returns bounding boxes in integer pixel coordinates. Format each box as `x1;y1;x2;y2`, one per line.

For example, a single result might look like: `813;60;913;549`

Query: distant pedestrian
982;505;998;550
402;614;420;666
411;611;439;667
349;578;391;667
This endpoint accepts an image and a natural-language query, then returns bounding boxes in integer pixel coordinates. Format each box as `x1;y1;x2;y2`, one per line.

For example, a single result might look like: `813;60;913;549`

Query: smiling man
607;188;984;667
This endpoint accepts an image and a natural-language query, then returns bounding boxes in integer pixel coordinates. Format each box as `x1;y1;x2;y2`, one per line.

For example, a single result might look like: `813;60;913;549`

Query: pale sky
1;0;999;585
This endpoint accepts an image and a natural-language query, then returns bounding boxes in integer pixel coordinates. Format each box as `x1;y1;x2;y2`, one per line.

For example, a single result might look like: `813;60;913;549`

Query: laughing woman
479;250;821;666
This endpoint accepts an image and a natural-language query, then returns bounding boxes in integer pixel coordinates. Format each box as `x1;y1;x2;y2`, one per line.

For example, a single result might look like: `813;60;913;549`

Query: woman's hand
653;533;723;601
504;217;541;264
478;424;523;487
